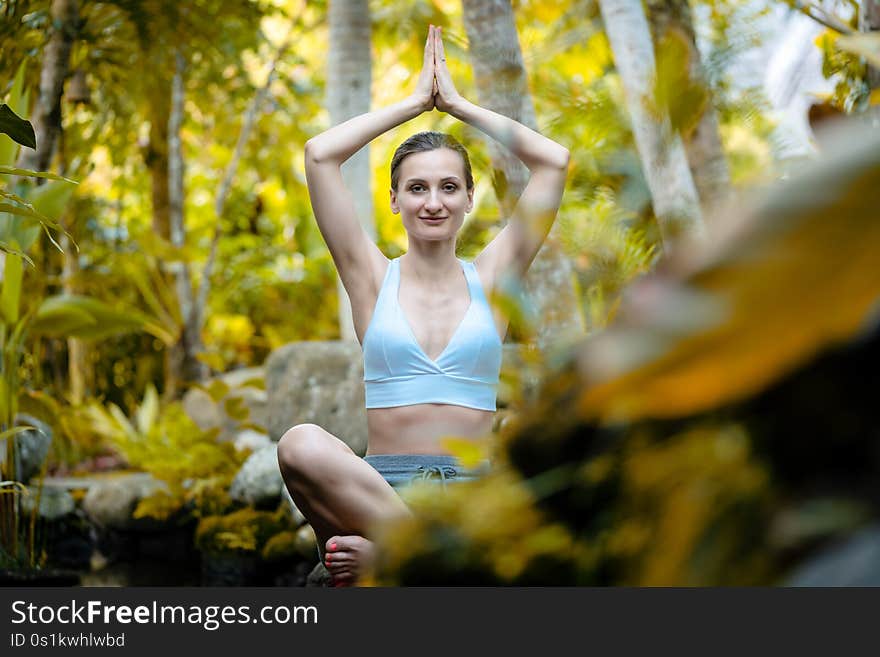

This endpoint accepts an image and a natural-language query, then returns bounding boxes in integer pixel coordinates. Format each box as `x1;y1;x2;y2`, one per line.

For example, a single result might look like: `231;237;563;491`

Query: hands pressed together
414;24;463;114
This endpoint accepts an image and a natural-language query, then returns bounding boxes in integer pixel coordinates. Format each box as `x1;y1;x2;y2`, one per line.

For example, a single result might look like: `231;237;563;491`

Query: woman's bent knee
277;423;331;479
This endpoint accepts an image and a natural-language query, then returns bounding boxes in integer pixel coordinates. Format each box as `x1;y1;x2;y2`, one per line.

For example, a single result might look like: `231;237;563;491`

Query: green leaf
196;379;231;403
0;241;33;266
0;202;57;228
224;396;249;422
1;251;23;324
135;385;160;436
0;166;77;184
0;104;36;149
29;301;95;336
29;179;76;222
29;295;149;340
0;426;34;442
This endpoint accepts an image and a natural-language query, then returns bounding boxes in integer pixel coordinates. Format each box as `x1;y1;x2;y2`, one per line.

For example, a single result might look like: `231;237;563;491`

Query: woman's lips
419;216;447;223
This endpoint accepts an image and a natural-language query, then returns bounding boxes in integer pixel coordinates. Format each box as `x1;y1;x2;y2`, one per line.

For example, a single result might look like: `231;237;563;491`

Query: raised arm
433;29;570;283
304;26;437;285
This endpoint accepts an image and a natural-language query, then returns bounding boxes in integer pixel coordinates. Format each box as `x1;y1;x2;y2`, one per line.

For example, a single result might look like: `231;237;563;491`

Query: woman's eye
410;185;425;192
444;184;457;192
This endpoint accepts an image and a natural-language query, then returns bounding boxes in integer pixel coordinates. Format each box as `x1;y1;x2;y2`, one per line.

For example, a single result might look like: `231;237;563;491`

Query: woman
277;25;569;586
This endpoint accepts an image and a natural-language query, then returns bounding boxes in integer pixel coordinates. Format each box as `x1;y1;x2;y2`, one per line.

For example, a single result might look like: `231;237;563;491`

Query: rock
294;524;318;560
265;341;369;454
20;486;75;520
306;562;332;587
182;367;268;443
201;552;265;586
82;473;169;530
785;525;880;586
234;429;273;453
229;445;283;507
0;414;52;483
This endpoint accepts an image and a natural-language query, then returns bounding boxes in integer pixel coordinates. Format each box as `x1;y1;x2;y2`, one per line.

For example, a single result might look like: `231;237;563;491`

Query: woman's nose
424;191;442;212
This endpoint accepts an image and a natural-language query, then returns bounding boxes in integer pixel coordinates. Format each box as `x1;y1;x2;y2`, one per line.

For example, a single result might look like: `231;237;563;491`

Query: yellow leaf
439;436;490;469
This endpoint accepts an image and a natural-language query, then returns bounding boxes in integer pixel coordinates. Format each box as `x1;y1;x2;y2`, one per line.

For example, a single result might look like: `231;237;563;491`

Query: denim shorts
363;454;491;491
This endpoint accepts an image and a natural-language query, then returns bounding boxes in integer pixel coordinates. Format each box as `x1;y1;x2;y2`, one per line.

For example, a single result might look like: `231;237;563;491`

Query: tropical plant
1;64;160;572
74;384;249;521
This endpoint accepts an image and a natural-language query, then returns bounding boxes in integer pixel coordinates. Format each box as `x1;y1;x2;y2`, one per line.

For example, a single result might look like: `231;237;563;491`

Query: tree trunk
646;0;730;210
599;0;704;249
57;126;88;404
14;0;83;401
462;0;585;352
165;51;207;400
328;0;373;342
144;90;172;240
17;0;78;175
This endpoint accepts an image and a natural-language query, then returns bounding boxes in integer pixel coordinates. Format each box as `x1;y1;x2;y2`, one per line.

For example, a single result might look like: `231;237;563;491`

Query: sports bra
362;256;503;411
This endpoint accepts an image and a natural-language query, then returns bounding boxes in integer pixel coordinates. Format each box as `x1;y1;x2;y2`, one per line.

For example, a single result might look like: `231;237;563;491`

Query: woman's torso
352;252;507;456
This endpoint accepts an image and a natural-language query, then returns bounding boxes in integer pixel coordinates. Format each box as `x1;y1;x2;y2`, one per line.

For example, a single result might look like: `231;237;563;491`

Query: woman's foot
324;535;376;587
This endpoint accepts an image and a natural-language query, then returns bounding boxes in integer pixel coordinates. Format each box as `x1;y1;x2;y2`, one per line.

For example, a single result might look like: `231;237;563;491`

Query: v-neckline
396;257;473;366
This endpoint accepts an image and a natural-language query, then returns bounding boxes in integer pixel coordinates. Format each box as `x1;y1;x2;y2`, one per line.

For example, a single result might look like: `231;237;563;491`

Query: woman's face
390;148;474;242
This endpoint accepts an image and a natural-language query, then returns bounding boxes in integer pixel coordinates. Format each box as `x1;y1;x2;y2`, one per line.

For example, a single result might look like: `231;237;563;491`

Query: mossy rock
195;506;290;554
262;530;299;562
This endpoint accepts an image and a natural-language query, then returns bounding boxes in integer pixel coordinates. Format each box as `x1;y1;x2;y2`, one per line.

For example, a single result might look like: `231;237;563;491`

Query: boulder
265;341;369;454
229;445;284;507
182;367;268;443
20;485;75;520
1;413;52;483
234;429;273;453
306;561;332;587
82;473;169;530
785;525;880;586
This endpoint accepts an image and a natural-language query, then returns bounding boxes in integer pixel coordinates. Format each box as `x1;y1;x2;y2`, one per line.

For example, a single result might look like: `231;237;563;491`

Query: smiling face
390;148;474;242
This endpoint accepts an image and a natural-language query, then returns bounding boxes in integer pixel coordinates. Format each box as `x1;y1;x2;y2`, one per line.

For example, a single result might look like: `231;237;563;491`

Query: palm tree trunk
16;0;78;174
144;89;172;240
646;0;730;210
328;0;373;342
14;0;84;401
599;0;704;248
462;0;585;352
165;50;207;399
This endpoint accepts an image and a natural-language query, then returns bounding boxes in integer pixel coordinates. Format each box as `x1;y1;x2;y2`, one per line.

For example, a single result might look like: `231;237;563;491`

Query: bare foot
324;535;375;587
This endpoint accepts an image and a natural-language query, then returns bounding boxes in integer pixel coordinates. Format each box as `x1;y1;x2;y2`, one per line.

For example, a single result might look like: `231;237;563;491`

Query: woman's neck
400;245;461;284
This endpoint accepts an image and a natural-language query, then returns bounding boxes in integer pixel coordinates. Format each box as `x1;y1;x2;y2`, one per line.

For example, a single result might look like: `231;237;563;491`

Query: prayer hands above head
413;25;438;112
412;25;465;115
432;26;463;114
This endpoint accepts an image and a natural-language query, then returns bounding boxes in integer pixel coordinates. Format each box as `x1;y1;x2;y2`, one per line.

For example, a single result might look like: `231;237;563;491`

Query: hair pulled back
390;131;474;191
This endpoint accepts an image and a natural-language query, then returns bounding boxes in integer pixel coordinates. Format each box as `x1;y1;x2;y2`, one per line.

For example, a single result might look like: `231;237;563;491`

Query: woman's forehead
399;148;465;180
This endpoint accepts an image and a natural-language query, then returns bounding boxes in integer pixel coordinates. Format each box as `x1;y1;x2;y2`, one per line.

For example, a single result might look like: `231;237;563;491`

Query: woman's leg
276;423;409;584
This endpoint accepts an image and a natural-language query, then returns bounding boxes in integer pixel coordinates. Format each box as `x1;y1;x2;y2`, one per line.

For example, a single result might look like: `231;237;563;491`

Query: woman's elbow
553;146;571;171
304;138;326;166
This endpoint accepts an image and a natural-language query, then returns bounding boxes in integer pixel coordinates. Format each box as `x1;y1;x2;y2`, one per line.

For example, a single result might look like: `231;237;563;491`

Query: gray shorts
363;454;491;491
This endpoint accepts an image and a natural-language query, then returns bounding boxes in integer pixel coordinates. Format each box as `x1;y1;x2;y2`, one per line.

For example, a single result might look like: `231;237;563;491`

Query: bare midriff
365;403;494;456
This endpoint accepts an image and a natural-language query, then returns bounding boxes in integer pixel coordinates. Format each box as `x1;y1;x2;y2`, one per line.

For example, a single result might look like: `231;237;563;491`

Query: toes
332;572;354;587
326;560;350;574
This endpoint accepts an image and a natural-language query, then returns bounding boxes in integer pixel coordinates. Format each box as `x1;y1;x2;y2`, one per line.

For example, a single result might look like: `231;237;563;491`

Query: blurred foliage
195;505;291;555
73;384;247;520
369;121;880;586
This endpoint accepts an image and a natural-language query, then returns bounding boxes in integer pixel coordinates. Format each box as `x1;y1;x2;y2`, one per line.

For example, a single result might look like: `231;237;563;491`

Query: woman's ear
390;188;399;214
466;187;474;213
